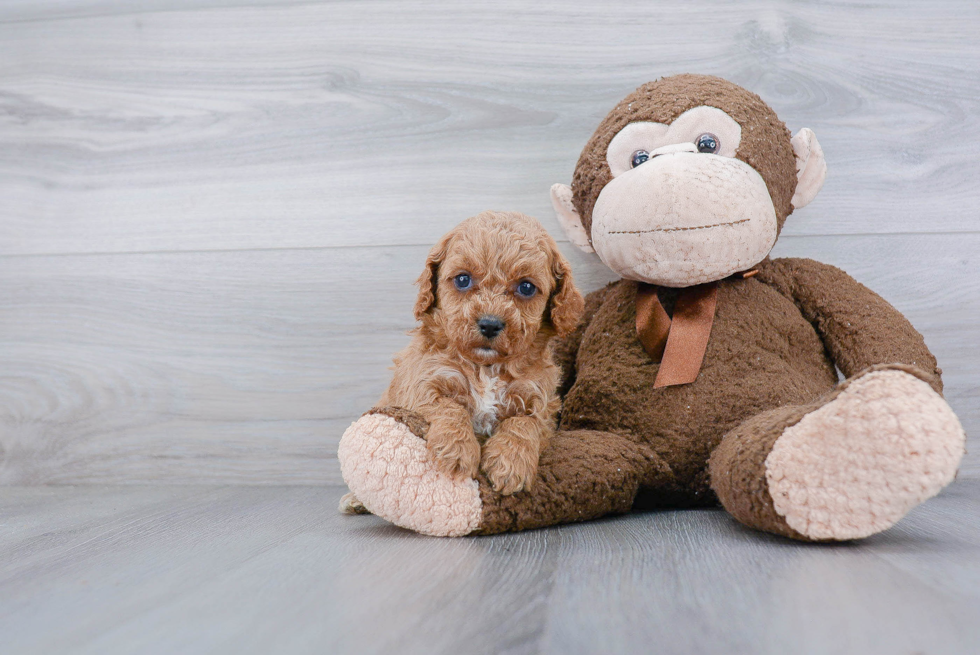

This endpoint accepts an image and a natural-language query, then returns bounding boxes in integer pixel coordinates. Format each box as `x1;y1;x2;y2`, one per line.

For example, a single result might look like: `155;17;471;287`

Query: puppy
342;210;584;510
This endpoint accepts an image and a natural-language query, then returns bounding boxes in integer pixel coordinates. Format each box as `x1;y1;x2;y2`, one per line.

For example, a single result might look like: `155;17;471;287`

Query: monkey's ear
413;234;450;321
550;184;594;254
790;128;827;210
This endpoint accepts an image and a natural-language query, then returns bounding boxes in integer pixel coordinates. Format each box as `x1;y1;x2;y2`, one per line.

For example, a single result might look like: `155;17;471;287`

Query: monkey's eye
516;280;537;298
453;273;473;291
630;150;650;168
696;133;720;154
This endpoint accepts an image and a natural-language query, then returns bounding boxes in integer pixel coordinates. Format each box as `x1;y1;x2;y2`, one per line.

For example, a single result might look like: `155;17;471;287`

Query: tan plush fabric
550;183;594;253
789;127;826;209
338;413;483;537
605;106;743;176
571;74;798;236
589;152;779;286
766;369;965;539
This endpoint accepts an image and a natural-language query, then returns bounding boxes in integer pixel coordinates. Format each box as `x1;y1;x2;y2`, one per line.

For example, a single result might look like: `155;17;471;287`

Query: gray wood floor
2;482;979;655
2;1;979;652
0;0;977;484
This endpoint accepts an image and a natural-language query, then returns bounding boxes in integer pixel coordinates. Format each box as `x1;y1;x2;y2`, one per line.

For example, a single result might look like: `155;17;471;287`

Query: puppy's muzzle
477;315;506;340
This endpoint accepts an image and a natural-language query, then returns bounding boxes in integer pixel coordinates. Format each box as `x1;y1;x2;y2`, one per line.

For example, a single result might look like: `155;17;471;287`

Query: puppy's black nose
477;315;505;339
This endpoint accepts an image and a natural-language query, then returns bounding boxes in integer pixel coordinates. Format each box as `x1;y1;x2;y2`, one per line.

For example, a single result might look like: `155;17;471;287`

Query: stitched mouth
608;218;751;235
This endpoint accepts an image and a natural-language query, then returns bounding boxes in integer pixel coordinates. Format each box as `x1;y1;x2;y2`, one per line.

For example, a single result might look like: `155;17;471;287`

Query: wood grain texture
0;0;977;484
1;0;979;256
0;234;976;484
1;482;979;654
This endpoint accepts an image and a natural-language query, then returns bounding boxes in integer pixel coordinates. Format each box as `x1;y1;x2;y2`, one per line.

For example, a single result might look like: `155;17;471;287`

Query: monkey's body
473;255;956;539
338;75;965;540
560;268;841;504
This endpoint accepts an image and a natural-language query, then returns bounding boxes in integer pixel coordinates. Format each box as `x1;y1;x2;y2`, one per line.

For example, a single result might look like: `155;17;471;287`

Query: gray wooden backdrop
1;0;977;486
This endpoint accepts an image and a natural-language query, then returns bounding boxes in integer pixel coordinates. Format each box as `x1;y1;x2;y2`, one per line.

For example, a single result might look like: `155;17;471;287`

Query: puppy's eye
630;150;650;168
516;281;537;298
453;273;472;291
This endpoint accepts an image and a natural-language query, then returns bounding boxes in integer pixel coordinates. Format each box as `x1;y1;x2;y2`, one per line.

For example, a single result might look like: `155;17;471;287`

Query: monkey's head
551;74;826;287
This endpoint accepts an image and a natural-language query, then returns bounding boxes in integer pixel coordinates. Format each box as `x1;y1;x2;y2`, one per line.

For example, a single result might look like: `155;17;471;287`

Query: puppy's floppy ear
414;233;451;321
546;241;585;337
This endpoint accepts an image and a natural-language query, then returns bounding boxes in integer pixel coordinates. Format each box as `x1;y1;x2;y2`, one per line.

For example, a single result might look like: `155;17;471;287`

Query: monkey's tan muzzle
591;152;778;287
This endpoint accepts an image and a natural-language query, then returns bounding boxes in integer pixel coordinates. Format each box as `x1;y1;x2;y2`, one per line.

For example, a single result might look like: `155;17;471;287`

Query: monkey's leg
476;428;667;534
709;365;965;541
338;407;662;536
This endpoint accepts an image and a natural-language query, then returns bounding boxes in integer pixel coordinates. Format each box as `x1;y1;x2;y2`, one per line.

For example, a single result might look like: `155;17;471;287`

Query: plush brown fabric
365;406;430;439
756;258;943;393
476;430;671;534
571;74;798;236
552;282;615;399
560;269;838;502
473;77;945;538
472;257;944;537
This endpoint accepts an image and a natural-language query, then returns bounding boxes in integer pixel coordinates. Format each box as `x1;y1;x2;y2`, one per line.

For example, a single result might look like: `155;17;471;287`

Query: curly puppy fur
365;211;584;496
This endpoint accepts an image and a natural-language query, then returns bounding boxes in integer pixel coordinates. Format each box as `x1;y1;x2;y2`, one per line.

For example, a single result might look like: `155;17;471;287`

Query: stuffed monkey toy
338;74;965;540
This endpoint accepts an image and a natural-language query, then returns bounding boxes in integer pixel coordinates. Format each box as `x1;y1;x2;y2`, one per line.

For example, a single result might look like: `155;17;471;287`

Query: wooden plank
1;0;979;257
0;233;976;485
0;242;615;485
542;481;980;655
1;482;978;654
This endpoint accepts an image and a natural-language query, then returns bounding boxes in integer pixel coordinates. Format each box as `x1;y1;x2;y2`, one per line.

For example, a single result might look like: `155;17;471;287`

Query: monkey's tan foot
481;430;539;495
338;411;483;537
711;367;966;541
426;421;481;482
338;491;370;515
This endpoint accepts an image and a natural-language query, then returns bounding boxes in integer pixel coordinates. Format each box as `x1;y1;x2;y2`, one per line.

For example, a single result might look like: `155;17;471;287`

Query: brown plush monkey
338;74;965;540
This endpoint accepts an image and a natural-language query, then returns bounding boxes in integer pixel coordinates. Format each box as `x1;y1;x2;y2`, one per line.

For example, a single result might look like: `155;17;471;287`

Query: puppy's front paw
426;422;481;481
481;431;539;495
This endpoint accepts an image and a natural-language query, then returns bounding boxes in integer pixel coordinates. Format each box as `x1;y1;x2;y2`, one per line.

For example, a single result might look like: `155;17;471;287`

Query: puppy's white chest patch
470;369;507;437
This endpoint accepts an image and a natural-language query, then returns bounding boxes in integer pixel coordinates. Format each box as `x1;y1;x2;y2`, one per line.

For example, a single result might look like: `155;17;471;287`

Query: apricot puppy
352;211;583;498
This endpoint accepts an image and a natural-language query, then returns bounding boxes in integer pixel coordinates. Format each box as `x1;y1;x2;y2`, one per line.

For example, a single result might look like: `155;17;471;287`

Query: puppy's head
414;211;584;365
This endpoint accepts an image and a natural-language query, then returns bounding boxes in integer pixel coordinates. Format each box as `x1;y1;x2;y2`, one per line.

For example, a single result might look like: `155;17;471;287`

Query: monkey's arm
553;282;616;397
758;257;943;393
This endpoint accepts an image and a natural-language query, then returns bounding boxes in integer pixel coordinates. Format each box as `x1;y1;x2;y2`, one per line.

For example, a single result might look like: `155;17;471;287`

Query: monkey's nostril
477;315;506;339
